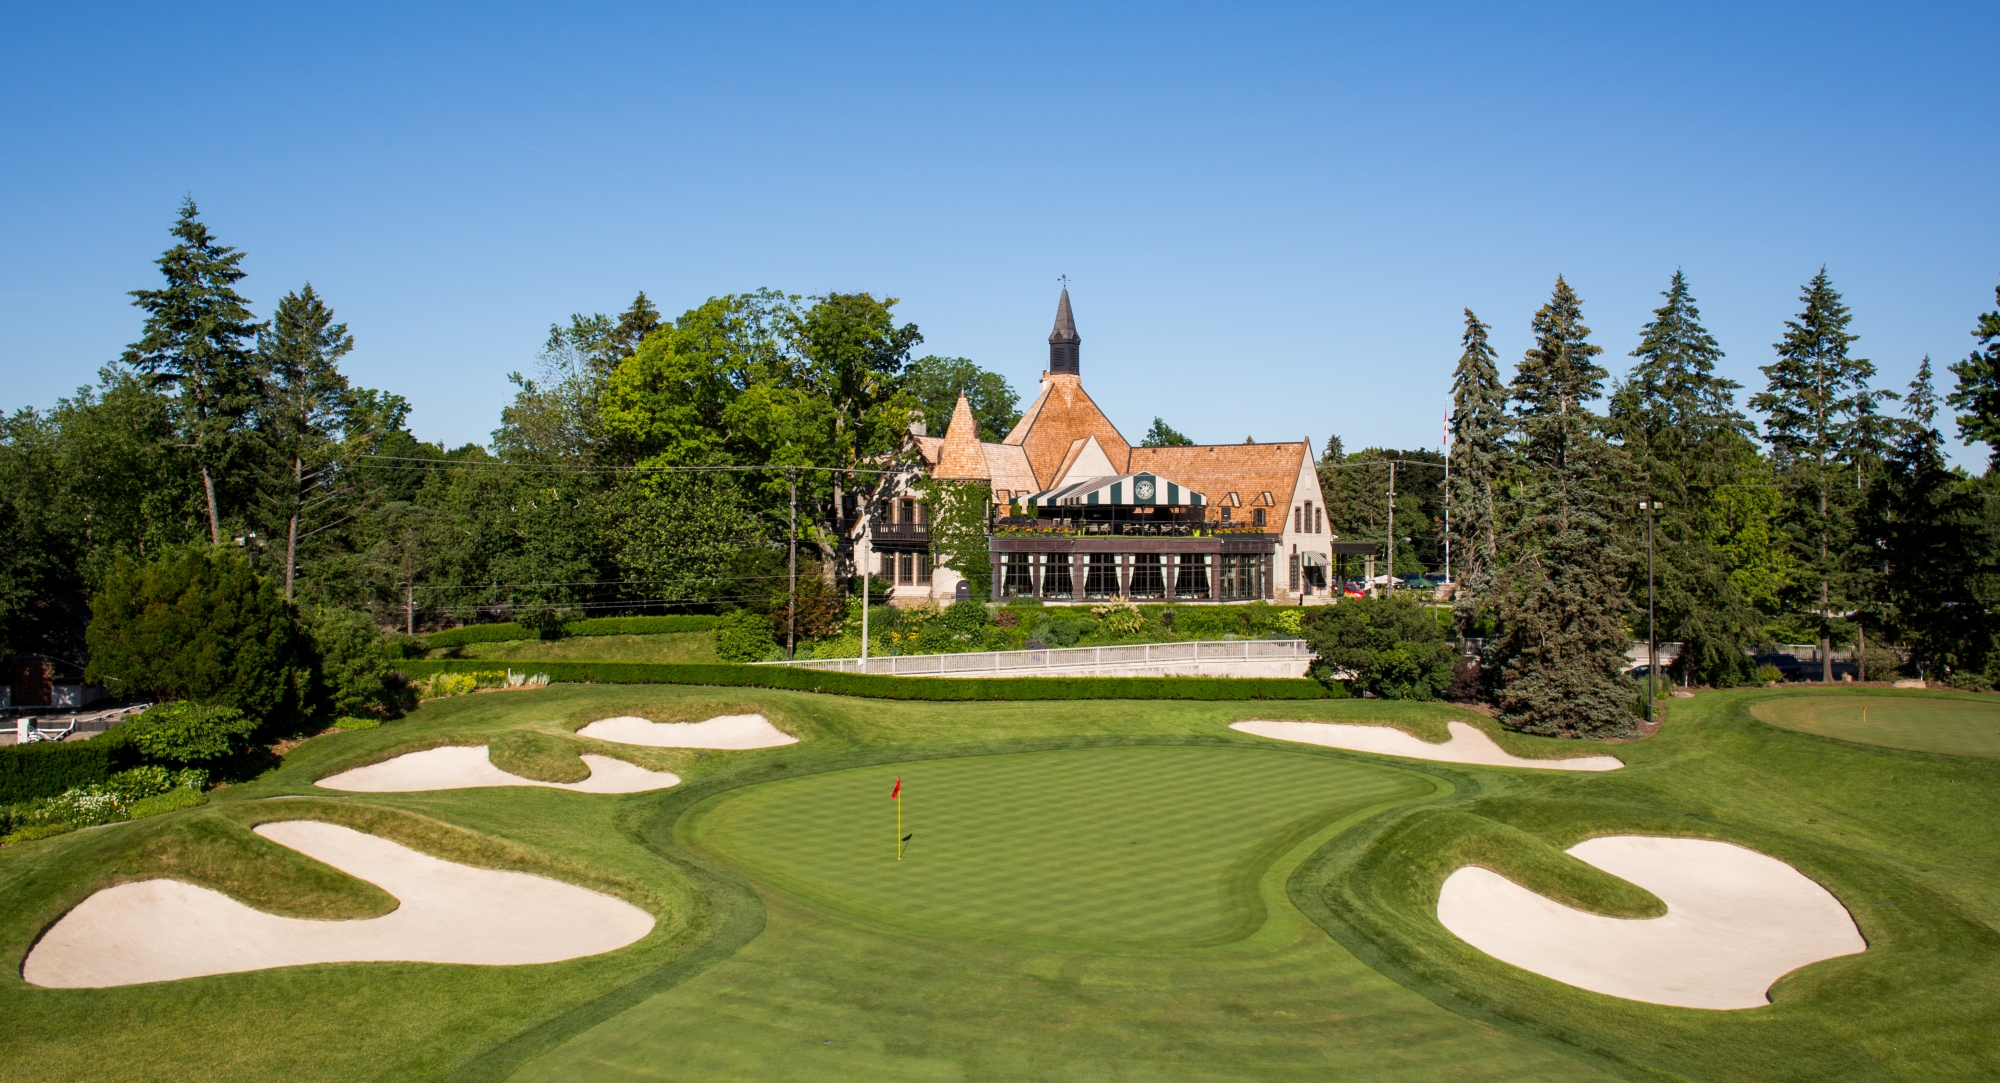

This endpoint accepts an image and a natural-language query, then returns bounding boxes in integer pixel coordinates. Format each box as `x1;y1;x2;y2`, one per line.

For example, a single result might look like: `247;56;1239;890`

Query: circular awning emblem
1134;479;1156;500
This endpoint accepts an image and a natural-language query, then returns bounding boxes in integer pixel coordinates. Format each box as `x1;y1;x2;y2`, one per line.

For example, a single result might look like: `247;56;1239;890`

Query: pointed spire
934;392;990;480
1048;287;1081;376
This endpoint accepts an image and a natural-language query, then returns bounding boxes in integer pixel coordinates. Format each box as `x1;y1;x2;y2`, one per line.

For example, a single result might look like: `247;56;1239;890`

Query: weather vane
1058;274;1069;289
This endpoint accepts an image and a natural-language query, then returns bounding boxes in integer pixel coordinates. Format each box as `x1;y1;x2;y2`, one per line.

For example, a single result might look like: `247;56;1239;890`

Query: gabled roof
980;442;1037;496
1003;374;1131;489
1127;441;1313;520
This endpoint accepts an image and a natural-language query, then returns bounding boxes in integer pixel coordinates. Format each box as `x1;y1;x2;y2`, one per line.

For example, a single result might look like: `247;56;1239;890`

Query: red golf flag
890;777;901;800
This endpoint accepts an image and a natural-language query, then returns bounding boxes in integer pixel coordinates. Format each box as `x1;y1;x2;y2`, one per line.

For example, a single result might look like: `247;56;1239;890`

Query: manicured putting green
687;745;1427;950
1752;694;2000;758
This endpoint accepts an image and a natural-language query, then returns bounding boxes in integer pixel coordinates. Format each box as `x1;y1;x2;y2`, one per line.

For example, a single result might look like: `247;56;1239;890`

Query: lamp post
1637;501;1658;721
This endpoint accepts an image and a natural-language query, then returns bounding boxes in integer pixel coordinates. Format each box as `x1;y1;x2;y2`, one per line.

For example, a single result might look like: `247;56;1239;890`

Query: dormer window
1252;508;1266;527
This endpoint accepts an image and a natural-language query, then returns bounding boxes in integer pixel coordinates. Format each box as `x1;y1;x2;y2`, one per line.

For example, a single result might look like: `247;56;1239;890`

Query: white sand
1436;836;1866;1009
1231;720;1624;771
316;745;678;793
23;820;654;988
577;713;798;749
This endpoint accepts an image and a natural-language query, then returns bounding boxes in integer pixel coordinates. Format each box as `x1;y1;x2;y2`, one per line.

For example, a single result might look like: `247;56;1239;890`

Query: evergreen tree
255;284;355;600
1869;358;1990;678
1607;272;1764;685
1487;278;1633;737
1447;308;1508;634
1748;269;1892;681
612;291;664;357
1140;417;1194;447
1947;281;2000;468
123;198;262;544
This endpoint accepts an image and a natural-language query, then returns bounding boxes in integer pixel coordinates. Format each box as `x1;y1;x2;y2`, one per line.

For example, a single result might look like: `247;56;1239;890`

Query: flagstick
896;793;903;860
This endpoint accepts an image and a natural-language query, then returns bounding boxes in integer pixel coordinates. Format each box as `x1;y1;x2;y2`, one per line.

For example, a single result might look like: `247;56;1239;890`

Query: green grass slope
1751;691;2000;758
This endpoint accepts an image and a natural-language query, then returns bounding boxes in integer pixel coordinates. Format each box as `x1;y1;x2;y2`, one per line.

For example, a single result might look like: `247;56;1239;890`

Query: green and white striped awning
1021;472;1207;509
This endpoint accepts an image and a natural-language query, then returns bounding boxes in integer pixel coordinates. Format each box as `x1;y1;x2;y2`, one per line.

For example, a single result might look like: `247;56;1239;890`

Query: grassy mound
1750;691;2000;758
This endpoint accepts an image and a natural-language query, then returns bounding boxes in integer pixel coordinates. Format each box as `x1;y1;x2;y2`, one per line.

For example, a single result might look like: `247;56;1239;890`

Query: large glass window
897;552;913;585
1129;554;1165;598
1175;554;1210;598
1043;555;1074;598
1004;553;1034;597
917;552;933;585
1085;554;1119;597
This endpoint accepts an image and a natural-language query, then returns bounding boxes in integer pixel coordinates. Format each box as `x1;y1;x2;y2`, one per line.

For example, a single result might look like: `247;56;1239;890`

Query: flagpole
897;793;903;860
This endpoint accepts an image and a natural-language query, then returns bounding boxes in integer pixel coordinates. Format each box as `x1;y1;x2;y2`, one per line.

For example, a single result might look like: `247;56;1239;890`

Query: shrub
1271;609;1305;636
330;716;381;731
1303;596;1455;700
308;605;405;718
1755;664;1785;684
1091;601;1143;635
1;823;73;845
416;672;479;698
85;547;326;732
1030;616;1084;647
0;729;143;804
1947;669;1992;692
128;787;208;819
125;702;260;763
716;608;779;663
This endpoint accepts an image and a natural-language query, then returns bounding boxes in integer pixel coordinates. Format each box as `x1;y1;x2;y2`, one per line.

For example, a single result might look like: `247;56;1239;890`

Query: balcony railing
871;519;929;540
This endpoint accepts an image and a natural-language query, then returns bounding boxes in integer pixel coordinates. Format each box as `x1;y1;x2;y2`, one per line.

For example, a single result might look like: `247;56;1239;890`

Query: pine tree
1748;269;1893;681
123;198;262;544
1947;281;2000;468
1447;309;1507;634
1488;278;1633;737
1607;272;1764;685
255;284;355;600
613;291;663;357
1869;358;1990;678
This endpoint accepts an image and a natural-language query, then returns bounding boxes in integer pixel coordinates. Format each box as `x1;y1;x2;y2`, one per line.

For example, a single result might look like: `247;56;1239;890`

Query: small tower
1048;287;1080;376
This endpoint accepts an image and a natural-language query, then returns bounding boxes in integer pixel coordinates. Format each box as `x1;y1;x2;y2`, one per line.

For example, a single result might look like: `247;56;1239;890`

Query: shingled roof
934;393;989;480
1003;374;1131;489
1127;441;1313;521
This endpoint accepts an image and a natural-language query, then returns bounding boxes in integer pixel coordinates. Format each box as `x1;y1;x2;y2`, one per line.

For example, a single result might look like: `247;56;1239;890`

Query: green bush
0;728;142;804
395;658;1330;702
330;716;381;731
308;605;407;718
1755;664;1784;684
1029;615;1085;648
1303;596;1455;700
716;609;779;663
1;823;73;845
85;546;326;732
1947;669;1992;692
128;786;209;819
125;702;260;763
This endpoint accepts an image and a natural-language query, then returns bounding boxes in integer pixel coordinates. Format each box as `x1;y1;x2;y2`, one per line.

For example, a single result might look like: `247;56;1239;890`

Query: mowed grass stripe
691;745;1426;949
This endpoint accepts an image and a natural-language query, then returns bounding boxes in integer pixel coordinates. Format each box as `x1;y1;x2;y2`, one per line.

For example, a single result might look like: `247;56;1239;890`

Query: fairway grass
1751;691;2000;758
6;684;2000;1081
688;745;1428;949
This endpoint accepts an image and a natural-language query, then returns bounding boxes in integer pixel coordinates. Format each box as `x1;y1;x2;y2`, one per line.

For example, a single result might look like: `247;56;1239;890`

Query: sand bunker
1437;836;1866;1009
23;820;654;988
317;745;678;793
577;713;798;749
1231;720;1623;771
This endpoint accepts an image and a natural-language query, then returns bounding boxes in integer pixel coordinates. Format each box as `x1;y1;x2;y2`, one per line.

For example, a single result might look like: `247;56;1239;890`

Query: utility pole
1385;461;1397;591
860;496;872;667
788;472;797;661
1442;412;1452;586
1638;501;1658;721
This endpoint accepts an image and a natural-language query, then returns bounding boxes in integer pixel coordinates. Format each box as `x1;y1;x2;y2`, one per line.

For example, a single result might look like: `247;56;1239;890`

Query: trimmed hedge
424;614;720;648
395;659;1330;701
0;728;143;804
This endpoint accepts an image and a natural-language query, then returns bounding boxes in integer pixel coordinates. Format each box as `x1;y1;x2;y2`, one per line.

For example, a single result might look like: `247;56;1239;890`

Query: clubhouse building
872;289;1346;606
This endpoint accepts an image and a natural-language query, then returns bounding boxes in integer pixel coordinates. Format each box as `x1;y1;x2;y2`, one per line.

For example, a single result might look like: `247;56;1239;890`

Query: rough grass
1750;690;2000;758
430;631;718;664
486;730;590;783
5;683;2000;1081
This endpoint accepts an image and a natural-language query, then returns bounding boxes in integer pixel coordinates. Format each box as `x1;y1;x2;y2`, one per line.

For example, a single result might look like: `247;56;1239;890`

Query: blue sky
4;3;1995;466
